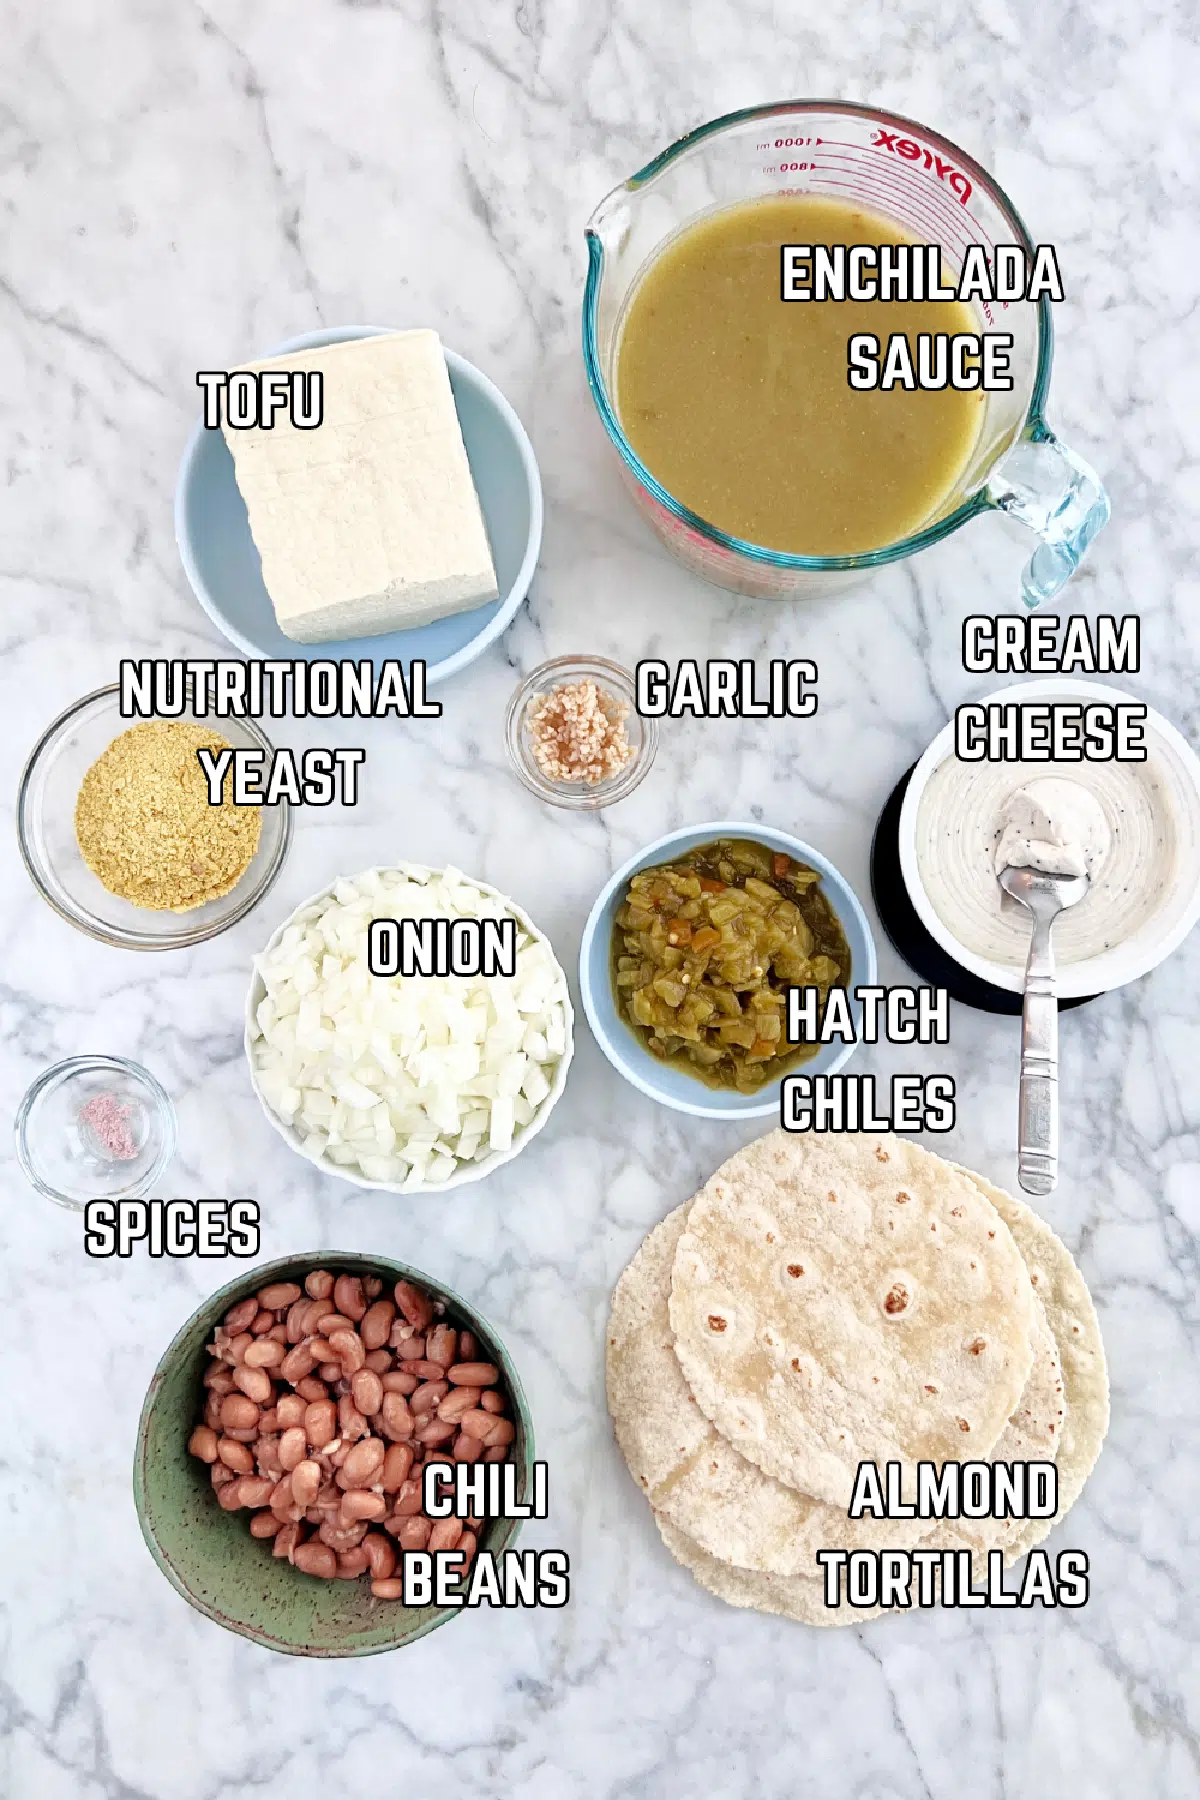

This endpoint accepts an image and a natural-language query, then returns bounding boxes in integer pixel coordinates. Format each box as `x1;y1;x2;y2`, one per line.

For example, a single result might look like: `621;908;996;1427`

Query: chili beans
190;1267;514;1600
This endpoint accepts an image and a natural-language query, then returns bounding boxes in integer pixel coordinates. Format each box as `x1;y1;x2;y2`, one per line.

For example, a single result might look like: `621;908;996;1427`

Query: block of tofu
222;330;499;644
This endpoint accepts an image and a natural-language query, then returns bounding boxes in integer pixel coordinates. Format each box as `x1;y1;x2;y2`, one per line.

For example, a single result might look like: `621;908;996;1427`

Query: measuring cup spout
986;425;1110;609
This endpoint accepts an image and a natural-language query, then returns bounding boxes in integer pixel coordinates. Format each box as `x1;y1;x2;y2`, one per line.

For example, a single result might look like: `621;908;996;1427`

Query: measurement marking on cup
820;138;997;242
807;172;976;266
788;149;975;244
813;153;979;254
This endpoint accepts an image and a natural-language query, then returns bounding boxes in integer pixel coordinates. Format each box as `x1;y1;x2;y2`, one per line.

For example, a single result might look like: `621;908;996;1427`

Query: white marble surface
3;2;1200;1795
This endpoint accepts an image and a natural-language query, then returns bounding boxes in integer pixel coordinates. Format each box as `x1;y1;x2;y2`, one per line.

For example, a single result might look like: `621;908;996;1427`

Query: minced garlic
526;679;635;786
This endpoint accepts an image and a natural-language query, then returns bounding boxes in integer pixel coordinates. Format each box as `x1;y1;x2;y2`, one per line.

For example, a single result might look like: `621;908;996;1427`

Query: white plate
898;677;1200;998
245;864;574;1192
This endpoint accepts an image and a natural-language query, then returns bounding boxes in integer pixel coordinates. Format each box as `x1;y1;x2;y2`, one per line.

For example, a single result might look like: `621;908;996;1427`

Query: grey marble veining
2;1;1199;1795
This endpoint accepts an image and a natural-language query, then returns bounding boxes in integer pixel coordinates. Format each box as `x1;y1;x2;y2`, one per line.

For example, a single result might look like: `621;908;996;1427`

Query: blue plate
579;822;878;1120
173;325;543;684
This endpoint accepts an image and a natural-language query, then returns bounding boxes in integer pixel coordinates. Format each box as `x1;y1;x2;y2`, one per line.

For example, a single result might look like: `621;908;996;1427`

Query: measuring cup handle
986;425;1110;610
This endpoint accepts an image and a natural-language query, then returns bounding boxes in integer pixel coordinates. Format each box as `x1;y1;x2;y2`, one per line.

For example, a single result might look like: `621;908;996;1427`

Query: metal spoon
997;865;1090;1196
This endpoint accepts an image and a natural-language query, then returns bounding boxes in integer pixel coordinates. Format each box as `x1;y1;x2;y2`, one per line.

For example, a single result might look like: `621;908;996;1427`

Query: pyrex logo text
871;130;973;204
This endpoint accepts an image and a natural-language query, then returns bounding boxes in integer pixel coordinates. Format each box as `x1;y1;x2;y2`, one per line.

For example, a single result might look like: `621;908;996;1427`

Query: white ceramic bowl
245;865;574;1192
898;677;1200;998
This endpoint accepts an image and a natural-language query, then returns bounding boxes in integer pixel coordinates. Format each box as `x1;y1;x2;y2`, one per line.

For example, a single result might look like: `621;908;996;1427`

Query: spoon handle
1018;913;1058;1196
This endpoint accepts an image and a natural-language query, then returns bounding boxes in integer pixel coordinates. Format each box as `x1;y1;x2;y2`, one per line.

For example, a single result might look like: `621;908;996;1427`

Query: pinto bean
217;1438;254;1474
333;1275;367;1321
381;1370;419;1396
280;1343;316;1384
223;1297;260;1335
304;1400;338;1449
338;1395;370;1441
360;1300;396;1350
362;1533;396;1581
438;1387;482;1424
235;1476;276;1508
258;1282;302;1311
187;1425;219;1463
428;1517;463;1553
293;1542;337;1579
233;1365;273;1405
272;1522;303;1560
329;1329;366;1374
446;1363;499;1388
395;1516;432;1552
425;1325;458;1368
381;1443;414;1491
342;1437;385;1488
380;1392;415;1441
394;1281;435;1331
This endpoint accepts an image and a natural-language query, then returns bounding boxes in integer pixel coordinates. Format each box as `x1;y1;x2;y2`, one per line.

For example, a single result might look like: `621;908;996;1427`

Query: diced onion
250;868;567;1186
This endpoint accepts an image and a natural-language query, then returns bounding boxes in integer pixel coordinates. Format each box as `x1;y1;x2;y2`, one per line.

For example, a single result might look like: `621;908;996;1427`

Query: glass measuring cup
583;100;1109;606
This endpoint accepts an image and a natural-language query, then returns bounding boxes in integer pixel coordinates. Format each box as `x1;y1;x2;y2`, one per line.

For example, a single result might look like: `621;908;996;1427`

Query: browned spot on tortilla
884;1282;909;1316
707;1314;727;1333
957;1418;971;1433
787;1264;804;1278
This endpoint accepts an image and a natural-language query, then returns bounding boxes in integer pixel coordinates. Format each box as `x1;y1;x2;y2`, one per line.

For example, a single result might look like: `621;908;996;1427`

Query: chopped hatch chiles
612;838;850;1093
526;678;635;786
74;721;261;912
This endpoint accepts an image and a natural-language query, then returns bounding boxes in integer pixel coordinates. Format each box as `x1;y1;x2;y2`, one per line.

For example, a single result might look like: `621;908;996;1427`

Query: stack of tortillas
606;1131;1108;1627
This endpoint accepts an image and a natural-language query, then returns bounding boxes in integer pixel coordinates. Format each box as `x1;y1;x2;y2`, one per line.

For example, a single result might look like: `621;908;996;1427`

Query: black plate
869;763;1097;1016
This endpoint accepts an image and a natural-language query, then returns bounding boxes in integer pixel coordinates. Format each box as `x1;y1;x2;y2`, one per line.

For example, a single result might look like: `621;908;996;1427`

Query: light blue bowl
579;822;878;1120
174;326;543;685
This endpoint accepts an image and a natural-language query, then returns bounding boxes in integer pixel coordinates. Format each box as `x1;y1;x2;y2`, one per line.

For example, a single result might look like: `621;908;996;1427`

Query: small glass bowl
15;1056;177;1211
504;655;657;810
17;684;292;950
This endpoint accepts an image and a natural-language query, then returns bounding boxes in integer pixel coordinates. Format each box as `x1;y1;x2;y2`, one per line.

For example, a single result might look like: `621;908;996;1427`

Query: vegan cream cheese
915;758;1178;967
993;778;1112;882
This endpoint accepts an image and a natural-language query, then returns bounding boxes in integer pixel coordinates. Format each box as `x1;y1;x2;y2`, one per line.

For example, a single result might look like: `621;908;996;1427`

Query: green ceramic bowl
133;1251;534;1657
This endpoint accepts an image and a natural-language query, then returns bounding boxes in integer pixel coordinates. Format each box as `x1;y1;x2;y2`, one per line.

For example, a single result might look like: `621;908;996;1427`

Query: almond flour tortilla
607;1205;930;1576
925;1284;1065;1556
953;1168;1108;1565
655;1513;883;1627
668;1132;1036;1508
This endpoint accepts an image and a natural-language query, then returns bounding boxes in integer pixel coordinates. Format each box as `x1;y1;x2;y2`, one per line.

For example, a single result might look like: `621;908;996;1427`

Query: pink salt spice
79;1093;138;1161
